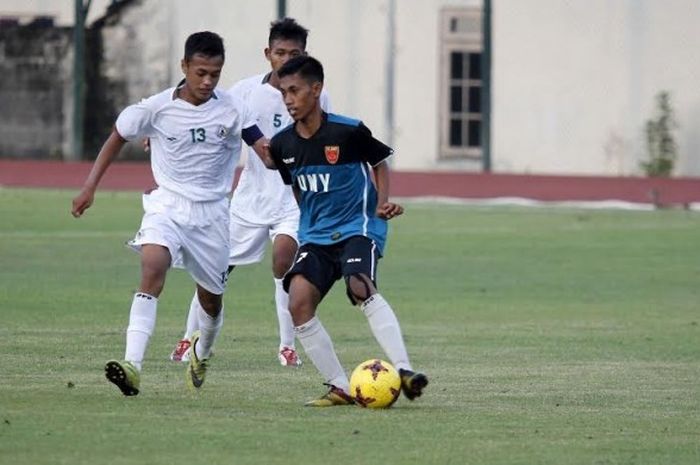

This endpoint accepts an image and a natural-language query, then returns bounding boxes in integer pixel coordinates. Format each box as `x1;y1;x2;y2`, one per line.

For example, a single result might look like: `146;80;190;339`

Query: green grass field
1;188;698;465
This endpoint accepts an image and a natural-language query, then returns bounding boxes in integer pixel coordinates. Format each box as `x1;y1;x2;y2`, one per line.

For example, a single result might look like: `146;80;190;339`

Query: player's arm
372;160;403;220
356;121;403;220
242;124;274;169
251;137;276;169
71;128;128;217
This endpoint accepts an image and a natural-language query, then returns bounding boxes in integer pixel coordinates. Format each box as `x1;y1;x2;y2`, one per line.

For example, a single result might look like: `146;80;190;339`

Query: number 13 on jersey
189;128;206;142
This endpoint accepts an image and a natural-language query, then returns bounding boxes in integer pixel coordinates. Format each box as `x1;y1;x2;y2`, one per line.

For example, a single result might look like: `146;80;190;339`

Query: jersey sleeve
228;80;246;101
115;100;155;140
228;74;261;101
233;94;264;146
269;136;293;185
353;122;393;166
320;89;332;113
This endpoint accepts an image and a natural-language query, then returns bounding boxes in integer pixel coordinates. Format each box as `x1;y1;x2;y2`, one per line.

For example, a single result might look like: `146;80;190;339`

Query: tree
640;91;678;177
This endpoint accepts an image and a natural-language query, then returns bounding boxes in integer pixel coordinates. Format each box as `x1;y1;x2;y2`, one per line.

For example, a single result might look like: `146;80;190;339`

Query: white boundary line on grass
3;185;699;212
0;231;134;239
395;196;700;211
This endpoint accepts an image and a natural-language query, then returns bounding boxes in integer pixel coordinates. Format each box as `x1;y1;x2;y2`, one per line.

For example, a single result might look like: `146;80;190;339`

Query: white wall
4;0;700;175
493;0;700;176
165;0;276;89
169;0;393;152
393;0;482;171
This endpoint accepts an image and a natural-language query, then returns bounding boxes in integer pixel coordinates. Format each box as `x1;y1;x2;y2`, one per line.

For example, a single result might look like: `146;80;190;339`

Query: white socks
195;300;223;360
293;294;411;392
124;292;157;371
274;278;295;349
295;317;349;392
183;292;200;339
184;281;294;353
361;294;412;372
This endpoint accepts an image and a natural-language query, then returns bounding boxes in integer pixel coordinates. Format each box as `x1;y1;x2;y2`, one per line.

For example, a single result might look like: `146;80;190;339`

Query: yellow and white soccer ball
350;359;401;408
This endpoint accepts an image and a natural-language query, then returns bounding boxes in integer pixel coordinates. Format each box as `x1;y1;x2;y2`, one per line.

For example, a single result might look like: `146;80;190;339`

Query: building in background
1;0;698;176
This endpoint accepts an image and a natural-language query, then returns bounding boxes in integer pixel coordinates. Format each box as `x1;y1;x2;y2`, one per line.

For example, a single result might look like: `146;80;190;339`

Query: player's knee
197;291;222;316
287;276;318;325
138;273;165;297
345;273;376;304
288;299;314;326
272;258;293;279
271;248;295;278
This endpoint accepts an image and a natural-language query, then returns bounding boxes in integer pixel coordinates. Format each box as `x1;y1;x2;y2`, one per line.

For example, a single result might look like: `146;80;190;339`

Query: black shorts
283;235;381;301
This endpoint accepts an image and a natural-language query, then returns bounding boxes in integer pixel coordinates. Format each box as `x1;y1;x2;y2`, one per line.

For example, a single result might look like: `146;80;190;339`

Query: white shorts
228;210;299;265
128;188;230;294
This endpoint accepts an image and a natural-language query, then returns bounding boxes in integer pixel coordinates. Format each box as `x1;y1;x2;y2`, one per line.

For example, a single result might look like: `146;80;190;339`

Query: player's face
179;53;224;105
279;73;322;121
265;39;305;73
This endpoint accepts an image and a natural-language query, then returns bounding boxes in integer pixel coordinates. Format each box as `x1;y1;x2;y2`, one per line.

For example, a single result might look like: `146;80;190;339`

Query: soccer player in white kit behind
169;18;331;367
71;31;268;396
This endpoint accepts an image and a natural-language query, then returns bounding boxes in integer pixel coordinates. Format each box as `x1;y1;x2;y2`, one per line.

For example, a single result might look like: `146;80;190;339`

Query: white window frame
438;6;483;160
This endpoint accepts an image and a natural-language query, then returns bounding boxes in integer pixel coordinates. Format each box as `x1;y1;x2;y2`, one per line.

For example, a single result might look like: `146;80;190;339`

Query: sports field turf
1;188;698;465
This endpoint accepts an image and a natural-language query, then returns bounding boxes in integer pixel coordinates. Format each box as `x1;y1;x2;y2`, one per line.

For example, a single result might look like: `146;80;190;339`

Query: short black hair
184;31;225;62
277;55;324;84
269;17;308;49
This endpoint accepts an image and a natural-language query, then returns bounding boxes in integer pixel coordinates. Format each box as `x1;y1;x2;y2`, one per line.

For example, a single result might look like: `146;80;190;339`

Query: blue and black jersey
269;112;393;253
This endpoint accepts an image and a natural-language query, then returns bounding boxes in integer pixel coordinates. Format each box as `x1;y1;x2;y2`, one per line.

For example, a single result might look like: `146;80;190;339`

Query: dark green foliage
641;91;678;177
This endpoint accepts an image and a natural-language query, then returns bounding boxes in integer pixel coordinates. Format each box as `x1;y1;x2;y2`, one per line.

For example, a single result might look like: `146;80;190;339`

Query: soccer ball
350;359;401;408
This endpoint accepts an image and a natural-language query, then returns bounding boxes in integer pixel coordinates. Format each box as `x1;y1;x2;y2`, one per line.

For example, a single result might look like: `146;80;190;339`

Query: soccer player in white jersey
169;18;330;367
71;31;268;396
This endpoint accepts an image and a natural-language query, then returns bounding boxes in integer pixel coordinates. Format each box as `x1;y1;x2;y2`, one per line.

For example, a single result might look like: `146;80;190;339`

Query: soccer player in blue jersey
266;55;428;406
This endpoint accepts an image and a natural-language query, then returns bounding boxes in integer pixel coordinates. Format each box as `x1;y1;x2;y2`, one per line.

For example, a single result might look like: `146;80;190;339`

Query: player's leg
169;289;214;363
270;223;300;366
286;245;353;406
341;236;428;400
192;286;223;359
170;264;235;363
168;291;197;362
126;244;170;365
171;212;265;362
106;243;171;396
179;205;230;390
107;200;179;396
184;286;223;390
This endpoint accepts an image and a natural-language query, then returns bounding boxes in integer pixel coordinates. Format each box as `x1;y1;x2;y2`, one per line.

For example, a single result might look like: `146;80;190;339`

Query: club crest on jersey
217;125;229;138
324;145;340;164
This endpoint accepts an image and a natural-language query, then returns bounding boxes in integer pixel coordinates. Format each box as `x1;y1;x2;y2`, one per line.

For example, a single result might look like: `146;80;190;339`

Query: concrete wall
0;24;72;159
0;0;113;26
84;0;172;158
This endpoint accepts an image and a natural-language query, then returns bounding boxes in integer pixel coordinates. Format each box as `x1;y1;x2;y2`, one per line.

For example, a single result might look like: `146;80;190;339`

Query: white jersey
228;73;331;224
116;87;257;202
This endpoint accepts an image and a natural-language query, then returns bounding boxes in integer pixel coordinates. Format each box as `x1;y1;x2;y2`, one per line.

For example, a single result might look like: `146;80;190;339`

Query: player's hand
255;138;276;169
71;188;95;218
376;202;403;220
143;138;150;153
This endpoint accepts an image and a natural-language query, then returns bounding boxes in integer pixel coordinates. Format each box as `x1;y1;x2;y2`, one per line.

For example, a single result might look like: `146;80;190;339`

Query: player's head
277;55;324;121
278;55;324;85
265;18;309;74
184;31;225;63
180;31;225;105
